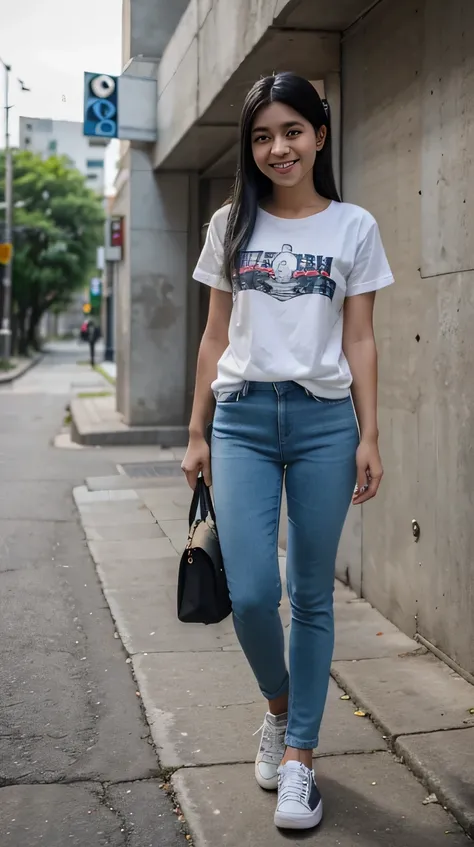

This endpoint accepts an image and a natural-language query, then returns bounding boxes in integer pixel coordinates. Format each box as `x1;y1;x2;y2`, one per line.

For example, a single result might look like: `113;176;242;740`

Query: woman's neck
263;178;330;219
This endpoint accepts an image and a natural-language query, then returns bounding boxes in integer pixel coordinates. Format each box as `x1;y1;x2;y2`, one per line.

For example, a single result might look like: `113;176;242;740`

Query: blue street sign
84;72;118;138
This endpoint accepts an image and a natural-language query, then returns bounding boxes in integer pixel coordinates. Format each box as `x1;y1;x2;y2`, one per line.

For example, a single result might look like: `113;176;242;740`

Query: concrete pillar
112;158;130;417
207;179;233;215
116;147;190;428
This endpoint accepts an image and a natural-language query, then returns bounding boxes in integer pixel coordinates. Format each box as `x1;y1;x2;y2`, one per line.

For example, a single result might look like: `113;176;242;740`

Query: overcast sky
0;0;122;189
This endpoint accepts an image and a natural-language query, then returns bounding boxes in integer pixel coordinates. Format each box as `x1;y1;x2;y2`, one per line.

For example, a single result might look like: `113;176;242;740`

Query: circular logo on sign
91;74;116;99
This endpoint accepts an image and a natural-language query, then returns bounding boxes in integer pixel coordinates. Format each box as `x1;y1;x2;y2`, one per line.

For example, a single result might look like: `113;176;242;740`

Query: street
0;344;185;846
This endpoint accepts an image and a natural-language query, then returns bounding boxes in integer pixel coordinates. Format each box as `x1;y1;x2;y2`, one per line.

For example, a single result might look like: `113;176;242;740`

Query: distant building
19;117;108;195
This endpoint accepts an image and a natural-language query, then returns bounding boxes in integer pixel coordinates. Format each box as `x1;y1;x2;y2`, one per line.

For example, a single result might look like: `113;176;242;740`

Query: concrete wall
122;0;189;65
343;0;474;674
154;0;340;170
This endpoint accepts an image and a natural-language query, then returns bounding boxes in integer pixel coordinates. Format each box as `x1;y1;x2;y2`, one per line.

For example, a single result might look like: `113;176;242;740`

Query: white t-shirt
193;201;394;399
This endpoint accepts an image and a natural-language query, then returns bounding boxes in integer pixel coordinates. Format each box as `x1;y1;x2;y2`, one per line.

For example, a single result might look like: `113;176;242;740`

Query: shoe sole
274;799;323;830
255;763;278;791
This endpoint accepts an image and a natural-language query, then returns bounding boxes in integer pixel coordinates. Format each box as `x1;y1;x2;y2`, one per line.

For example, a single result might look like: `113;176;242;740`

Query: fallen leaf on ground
340;694;350;701
422;793;438;806
468;708;474;715
354;710;367;717
376;632;384;636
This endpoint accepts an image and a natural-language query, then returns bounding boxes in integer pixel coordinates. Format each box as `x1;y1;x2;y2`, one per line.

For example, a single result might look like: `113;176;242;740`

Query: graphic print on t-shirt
234;245;336;302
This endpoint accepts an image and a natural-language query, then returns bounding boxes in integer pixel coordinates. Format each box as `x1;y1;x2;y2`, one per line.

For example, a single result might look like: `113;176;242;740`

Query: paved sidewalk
73;467;474;846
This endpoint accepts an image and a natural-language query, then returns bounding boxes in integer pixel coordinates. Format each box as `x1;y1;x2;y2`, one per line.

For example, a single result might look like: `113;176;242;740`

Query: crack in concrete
100;782;132;847
0;517;77;523
395;724;474;739
0;776;165;789
164;747;390;774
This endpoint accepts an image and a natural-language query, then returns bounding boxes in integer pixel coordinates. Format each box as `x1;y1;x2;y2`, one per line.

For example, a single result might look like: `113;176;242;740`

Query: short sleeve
346;215;394;297
193;206;232;293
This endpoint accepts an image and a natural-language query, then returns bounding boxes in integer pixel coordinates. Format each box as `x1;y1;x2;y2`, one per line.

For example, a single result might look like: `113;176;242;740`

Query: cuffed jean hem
260;675;290;702
285;734;318;750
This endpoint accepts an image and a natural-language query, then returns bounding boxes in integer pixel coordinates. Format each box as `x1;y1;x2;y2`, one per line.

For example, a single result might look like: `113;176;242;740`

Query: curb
0;353;44;384
395;735;474;839
70;400;188;447
330;663;474;838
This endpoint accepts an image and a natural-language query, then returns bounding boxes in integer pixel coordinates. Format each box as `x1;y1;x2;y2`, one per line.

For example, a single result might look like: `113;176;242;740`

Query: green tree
0;150;104;354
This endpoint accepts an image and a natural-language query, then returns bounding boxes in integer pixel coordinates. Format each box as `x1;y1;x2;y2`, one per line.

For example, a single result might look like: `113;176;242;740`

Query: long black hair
223;72;340;284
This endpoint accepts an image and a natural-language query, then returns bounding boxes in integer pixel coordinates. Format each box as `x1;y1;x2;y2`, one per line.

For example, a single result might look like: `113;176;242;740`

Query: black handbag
177;476;232;625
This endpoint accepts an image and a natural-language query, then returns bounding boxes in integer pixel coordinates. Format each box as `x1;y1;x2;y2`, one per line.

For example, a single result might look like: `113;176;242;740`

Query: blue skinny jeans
211;381;358;749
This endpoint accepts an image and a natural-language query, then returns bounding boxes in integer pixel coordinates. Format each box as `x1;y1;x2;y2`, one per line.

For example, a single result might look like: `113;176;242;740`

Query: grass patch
0;360;16;372
94;364;116;386
63;412;72;426
77;390;113;399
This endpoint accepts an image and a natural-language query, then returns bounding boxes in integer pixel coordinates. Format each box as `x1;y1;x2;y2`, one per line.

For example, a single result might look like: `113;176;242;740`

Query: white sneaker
274;761;323;830
254;712;287;790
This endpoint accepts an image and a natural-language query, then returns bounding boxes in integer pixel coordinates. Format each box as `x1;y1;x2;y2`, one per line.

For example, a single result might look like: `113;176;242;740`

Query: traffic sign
83;303;92;314
90;277;101;298
0;243;12;265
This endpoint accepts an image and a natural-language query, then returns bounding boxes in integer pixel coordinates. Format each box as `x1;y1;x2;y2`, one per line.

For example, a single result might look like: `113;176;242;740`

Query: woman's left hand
352;439;384;505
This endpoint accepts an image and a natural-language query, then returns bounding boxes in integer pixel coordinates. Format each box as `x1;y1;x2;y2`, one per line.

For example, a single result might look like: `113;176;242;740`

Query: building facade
19;117;108;195
113;0;474;678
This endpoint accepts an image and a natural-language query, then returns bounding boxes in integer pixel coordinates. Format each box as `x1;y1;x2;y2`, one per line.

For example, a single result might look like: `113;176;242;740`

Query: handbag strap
188;475;217;526
201;478;217;525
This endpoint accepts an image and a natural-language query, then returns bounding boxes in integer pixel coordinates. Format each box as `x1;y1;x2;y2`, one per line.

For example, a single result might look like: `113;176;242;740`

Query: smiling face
251;101;326;189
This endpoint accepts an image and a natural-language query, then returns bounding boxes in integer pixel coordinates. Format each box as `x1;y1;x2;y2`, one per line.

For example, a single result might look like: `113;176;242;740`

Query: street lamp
0;57;13;360
0;58;30;361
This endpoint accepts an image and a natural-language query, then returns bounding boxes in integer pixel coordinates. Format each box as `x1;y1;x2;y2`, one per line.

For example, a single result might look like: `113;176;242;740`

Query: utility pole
0;57;12;361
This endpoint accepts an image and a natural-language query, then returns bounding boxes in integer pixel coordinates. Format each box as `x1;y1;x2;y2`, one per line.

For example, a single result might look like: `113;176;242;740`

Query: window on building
26;122;32;130
24;137;31;146
86;159;104;168
87;173;99;181
37;119;53;132
48;139;57;153
88;137;108;147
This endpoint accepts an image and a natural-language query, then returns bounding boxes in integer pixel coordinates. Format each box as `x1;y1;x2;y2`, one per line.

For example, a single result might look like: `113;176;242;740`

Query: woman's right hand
181;434;211;490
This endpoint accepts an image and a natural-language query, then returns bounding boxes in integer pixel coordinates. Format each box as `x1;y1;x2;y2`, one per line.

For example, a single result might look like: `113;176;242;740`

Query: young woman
182;72;393;831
